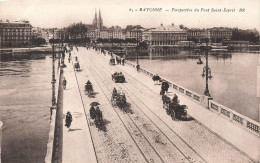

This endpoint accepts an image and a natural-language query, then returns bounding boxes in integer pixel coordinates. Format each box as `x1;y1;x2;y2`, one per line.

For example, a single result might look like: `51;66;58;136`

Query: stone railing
0;121;2;163
45;60;61;163
122;56;259;137
209;100;260;137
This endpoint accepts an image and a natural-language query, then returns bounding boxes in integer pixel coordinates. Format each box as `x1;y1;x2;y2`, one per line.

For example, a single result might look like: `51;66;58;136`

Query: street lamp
199;42;213;97
136;31;141;71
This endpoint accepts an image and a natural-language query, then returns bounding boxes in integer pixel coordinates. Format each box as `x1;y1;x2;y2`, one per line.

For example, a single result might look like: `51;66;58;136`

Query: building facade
187;28;210;42
126;28;143;41
143;24;187;46
209;27;232;42
0;20;32;48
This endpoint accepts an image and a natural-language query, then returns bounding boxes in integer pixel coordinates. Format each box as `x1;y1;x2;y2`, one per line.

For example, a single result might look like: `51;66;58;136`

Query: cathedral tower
92;9;98;28
97;9;103;30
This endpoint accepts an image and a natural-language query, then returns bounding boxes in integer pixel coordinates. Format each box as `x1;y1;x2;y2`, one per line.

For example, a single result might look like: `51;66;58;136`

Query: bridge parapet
0;121;2;163
120;54;260;137
45;59;62;163
209;100;260;137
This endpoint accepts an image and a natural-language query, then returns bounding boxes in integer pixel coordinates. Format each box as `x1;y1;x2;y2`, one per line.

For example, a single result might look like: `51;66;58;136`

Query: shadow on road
69;128;82;132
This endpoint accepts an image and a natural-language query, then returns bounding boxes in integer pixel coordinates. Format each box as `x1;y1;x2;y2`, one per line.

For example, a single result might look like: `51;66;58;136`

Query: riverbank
0;46;63;60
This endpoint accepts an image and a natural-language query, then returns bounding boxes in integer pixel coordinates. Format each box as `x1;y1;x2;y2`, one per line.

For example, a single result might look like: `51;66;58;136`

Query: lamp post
200;42;213;97
136;31;140;71
51;28;56;106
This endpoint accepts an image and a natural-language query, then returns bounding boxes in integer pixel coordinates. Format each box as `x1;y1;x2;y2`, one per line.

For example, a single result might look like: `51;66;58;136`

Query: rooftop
151;23;184;32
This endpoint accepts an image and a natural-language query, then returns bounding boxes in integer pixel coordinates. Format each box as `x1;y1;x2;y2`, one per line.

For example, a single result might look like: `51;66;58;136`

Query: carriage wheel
166;105;170;115
171;111;175;120
183;110;187;116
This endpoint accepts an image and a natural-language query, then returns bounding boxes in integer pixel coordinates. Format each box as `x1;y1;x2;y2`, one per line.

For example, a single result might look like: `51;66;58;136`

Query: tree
67;22;88;39
31;37;46;46
179;24;184;29
137;41;148;50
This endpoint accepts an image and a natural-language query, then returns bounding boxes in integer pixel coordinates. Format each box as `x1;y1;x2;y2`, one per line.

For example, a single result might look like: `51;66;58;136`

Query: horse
115;95;127;113
74;62;80;71
152;75;160;85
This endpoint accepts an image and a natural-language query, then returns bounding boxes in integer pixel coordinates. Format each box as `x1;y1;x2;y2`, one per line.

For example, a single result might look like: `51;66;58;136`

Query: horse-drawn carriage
111;88;127;112
89;102;103;128
112;72;125;83
85;81;94;97
74;61;80;71
109;58;115;65
160;81;170;95
162;94;188;120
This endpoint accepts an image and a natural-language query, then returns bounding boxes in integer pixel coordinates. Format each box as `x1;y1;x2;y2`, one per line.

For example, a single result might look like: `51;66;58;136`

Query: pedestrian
122;58;125;66
63;77;67;89
65;111;72;131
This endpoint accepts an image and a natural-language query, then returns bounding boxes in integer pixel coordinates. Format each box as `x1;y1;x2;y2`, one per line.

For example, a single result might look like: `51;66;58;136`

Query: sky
0;0;259;30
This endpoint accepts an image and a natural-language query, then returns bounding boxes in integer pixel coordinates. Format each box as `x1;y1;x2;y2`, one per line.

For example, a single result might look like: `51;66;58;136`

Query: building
143;23;187;46
92;9;103;30
125;27;144;41
87;9;105;40
209;27;232;42
99;29;109;39
187;28;210;42
0;20;32;48
112;26;123;39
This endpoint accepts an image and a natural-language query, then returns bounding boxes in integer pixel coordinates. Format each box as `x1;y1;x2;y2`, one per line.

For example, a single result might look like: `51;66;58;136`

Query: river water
129;51;259;122
0;55;54;163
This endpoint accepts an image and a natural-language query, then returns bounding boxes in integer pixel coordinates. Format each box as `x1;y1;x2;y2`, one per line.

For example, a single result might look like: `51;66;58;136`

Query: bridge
42;47;259;162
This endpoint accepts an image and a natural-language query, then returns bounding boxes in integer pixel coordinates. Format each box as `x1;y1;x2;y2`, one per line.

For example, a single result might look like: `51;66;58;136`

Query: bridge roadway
61;47;259;163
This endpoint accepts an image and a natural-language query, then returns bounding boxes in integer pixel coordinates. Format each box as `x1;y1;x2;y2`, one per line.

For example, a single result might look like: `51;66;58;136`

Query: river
129;51;259;122
0;55;55;163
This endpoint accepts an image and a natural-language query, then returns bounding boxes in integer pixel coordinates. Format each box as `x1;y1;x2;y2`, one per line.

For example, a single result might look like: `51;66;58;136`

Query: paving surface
61;47;259;163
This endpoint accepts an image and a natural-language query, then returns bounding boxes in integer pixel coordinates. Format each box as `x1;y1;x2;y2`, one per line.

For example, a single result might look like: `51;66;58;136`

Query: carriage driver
85;80;92;90
172;94;179;105
113;87;117;94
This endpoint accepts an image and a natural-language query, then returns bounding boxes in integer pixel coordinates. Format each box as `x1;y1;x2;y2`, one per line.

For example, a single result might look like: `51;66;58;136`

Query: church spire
97;9;103;29
93;9;98;28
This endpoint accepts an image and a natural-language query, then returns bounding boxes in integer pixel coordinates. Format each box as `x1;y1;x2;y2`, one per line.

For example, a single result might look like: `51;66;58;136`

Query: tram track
78;53;164;163
86;50;208;162
80;49;204;163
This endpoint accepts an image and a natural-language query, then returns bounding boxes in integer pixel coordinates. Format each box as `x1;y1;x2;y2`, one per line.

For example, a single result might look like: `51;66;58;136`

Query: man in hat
65;111;72;131
63;77;67;89
85;80;93;92
172;94;179;105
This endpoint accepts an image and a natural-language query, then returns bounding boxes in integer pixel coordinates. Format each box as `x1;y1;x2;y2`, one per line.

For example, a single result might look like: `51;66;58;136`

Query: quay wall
44;60;61;163
109;51;260;138
0;121;2;163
